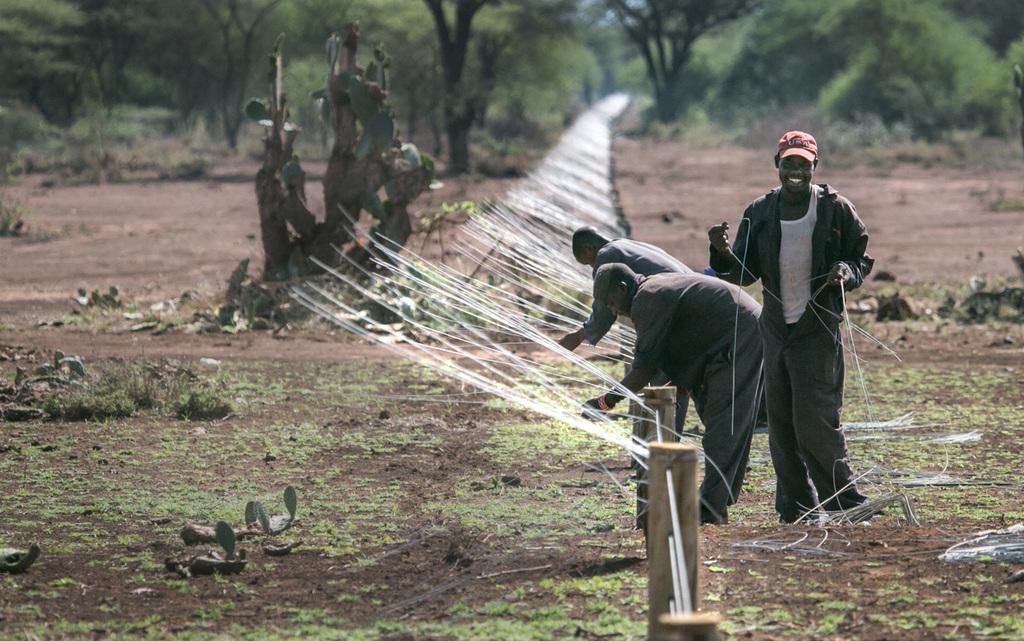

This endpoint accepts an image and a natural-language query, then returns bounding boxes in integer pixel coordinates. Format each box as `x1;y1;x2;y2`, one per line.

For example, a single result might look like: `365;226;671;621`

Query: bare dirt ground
1;133;1024;640
0;158;517;325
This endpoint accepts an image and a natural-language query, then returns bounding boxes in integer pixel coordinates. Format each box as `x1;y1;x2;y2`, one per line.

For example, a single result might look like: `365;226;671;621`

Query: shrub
816;0;1011;138
823;114;914;155
715;0;1014;139
0;104;58;149
44;388;135;422
41;361;224;422
174;388;235;421
0;197;28;237
101;364;166;410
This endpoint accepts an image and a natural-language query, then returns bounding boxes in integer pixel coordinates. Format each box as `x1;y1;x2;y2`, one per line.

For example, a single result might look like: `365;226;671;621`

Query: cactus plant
0;544;40;574
74;286;121;308
250;486;298;535
284;485;297;518
262;540;302;556
244;500;258;528
57;356;85;377
252;22;433;280
30;351;85;380
254;500;272;534
215;521;236;559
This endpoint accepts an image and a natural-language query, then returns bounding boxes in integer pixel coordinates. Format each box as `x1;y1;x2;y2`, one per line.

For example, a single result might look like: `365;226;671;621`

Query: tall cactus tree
251;24;433;279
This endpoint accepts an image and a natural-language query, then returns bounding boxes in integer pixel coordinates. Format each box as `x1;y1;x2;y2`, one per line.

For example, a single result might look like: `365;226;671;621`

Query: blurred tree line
0;0;622;174
1;0;1023;175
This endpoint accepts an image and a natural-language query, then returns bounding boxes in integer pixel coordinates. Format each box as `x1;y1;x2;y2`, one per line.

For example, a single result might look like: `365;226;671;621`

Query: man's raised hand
558;329;584;352
828;262;852;287
708;222;731;254
580;392;624;419
581;396;605;420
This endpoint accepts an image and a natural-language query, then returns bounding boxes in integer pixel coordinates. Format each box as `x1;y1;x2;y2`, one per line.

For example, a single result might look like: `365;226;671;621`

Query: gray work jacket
629;272;762;390
583;239;691;345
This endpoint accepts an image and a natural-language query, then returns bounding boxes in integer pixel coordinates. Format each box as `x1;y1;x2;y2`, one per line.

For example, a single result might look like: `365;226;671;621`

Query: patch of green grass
815;613;847;635
102;364;171;410
431;479;631;540
337;428;442;455
989;193;1024;212
3;353;1022;640
191;602;235;621
483;419;624;469
819;600;858;612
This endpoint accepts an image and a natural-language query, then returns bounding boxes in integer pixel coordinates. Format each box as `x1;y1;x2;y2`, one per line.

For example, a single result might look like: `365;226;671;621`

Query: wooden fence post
633;386;678;533
646;441;699;640
657;612;723;641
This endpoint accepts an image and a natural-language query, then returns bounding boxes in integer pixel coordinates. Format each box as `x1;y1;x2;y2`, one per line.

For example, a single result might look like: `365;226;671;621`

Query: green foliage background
0;0;1022;166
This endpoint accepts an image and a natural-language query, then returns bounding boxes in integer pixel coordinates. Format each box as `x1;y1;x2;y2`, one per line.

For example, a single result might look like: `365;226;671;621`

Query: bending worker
581;263;763;525
708;130;872;523
559;227;692;428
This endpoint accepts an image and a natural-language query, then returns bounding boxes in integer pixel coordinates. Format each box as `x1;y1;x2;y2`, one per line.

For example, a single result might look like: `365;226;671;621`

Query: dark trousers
762;325;867;522
692;331;762;523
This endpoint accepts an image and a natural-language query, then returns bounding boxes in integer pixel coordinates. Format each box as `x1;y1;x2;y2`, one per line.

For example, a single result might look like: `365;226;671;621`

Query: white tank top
779;187;819;324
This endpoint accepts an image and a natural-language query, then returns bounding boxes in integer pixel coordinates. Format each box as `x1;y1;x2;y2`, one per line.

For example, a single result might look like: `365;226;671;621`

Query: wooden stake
657;612;723;641
631;396;646;532
633;386;678;533
645;385;678;441
646;441;699;639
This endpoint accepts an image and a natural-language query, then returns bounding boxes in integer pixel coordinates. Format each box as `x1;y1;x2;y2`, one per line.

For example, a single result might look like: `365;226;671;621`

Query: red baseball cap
777;131;817;162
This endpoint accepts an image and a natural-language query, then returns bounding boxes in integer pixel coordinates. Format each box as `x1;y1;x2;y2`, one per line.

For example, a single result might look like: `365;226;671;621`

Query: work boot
700;504;727;525
823;490;870;513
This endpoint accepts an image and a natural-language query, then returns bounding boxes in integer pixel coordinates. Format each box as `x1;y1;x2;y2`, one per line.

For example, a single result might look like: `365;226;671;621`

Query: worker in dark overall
581;263;763;525
558;227;693;430
707;130;872;523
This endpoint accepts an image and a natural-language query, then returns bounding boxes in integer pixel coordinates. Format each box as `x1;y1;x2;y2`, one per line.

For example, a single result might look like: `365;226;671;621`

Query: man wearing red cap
707;131;873;523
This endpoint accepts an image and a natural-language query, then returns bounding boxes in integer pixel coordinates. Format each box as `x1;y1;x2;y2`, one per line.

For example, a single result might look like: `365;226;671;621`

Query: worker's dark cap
572;226;610;256
593;263;637;304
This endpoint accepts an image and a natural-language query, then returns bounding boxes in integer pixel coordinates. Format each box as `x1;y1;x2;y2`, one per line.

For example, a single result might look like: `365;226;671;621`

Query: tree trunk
1016;65;1024;156
446;115;472;175
406;91;419;141
256;165;293;279
371;202;413;252
424;0;492;175
431;110;444;157
225;116;240;150
654;83;681;123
